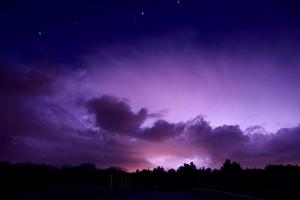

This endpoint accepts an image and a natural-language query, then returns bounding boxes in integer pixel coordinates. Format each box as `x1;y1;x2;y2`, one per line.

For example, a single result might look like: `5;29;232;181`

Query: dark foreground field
6;189;263;200
103;190;263;200
1;160;300;200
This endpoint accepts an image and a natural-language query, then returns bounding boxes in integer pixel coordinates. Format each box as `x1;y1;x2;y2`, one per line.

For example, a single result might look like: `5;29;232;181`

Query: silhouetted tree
1;160;300;199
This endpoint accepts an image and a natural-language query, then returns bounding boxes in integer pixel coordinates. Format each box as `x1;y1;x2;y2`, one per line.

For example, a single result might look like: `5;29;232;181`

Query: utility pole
110;174;113;192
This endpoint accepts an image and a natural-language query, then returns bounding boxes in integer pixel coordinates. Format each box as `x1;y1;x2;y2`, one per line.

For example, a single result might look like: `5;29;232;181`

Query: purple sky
2;0;300;171
2;33;300;171
80;35;300;132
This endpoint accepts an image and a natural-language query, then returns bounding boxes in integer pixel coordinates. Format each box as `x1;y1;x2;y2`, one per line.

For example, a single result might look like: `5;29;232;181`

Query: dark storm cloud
140;120;185;142
237;126;300;166
185;117;249;166
183;117;300;167
85;96;185;142
86;95;148;133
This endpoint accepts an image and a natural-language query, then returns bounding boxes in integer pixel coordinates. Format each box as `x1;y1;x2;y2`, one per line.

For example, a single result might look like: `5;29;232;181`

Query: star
141;11;145;16
38;31;42;36
177;0;181;4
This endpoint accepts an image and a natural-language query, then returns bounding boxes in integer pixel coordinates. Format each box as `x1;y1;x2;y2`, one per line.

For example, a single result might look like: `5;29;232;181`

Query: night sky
2;0;300;171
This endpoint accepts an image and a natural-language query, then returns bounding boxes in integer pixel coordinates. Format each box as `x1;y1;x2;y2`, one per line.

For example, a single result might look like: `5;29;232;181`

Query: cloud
183;116;300;167
237;126;300;167
0;66;57;153
0;66;56;97
183;117;248;166
0;66;151;170
139;120;185;142
85;96;185;142
86;95;148;134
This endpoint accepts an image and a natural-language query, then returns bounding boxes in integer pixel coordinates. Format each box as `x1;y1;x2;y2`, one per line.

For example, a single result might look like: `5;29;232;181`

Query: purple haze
1;33;300;171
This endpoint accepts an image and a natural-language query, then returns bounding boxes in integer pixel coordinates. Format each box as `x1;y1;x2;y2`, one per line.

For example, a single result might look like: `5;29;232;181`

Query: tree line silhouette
1;159;300;199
